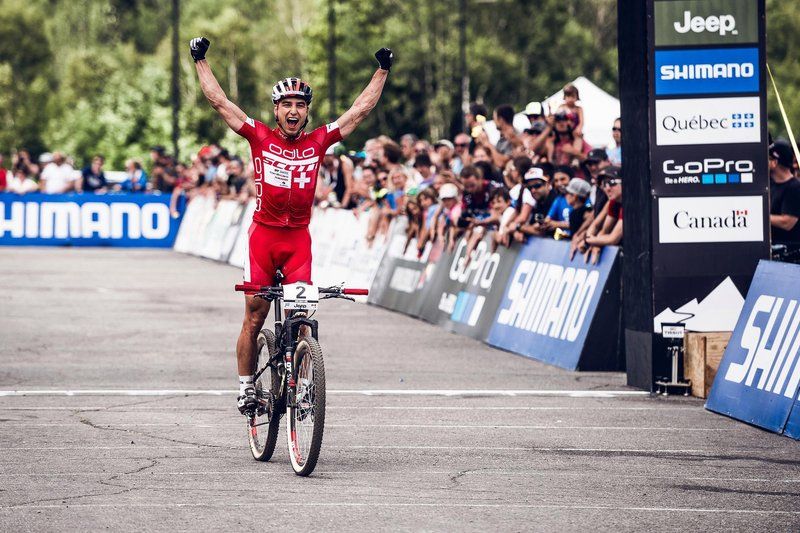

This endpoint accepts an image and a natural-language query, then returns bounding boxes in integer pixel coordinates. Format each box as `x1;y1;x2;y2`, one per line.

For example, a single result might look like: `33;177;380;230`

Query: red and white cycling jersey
236;117;342;228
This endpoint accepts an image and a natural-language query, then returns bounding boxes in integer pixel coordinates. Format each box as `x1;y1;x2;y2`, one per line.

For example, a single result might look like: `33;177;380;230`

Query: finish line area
1;248;798;531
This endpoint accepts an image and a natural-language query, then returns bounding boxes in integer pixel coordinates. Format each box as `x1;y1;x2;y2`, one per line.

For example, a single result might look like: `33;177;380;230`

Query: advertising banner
648;0;768;342
416;235;520;340
0;192;183;247
654;0;758;46
367;222;445;318
706;261;800;440
486;239;621;371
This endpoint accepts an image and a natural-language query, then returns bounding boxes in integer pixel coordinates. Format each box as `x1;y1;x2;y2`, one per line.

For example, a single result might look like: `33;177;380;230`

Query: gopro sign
0;193;182;247
707;261;800;440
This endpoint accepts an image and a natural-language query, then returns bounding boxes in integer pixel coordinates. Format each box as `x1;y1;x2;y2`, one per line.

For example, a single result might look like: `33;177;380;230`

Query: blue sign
486;239;619;370
655;47;759;95
0;193;184;247
706;261;800;440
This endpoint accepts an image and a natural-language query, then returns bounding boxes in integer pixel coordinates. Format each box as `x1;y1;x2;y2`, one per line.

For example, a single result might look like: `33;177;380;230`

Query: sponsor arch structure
618;0;769;389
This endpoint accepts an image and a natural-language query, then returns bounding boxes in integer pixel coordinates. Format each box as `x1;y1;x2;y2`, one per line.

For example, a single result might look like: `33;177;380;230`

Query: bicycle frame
234;277;368;418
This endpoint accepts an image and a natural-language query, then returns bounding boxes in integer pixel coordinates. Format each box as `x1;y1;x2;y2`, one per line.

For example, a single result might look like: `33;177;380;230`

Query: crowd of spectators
0;83;625;260
325;85;625;263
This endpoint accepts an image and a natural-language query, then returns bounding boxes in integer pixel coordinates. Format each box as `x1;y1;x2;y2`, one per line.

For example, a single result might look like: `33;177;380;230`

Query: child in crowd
416;187;439;255
544;165;575;237
556;83;584;137
403;197;424;254
565;178;593;240
435;183;461;251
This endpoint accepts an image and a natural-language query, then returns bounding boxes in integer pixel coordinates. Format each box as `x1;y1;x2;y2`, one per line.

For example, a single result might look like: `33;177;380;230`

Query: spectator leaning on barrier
607;118;622;166
40;152;77;194
436;182;461;249
515;163;557;241
544;165;575;238
581;165;623;264
7;168;39;194
0;154;7;191
80;155;108;194
584;148;610;216
416;186;439;254
119;159;148;192
769;139;800;253
565;178;593;239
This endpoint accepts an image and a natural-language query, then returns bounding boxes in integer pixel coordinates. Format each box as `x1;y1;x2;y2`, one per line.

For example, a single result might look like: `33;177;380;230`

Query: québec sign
0;193;182;247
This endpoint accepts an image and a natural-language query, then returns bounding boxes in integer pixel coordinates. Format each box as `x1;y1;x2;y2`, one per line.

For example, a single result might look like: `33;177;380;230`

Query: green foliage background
0;0;795;169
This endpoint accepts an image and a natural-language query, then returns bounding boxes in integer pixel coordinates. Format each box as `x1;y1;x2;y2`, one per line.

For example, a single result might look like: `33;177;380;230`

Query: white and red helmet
271;77;313;104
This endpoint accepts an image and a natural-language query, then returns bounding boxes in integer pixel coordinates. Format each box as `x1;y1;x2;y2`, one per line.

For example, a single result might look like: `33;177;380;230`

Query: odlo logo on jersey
724;294;800;398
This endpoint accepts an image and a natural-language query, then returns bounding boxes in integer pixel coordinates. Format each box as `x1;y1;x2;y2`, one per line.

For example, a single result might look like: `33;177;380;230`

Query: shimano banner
0;193;183;247
706;261;800;440
486;239;622;371
417;235;520;340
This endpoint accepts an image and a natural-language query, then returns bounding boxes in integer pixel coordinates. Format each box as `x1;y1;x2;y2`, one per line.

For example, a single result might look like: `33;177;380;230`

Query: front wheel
287;336;326;476
248;329;282;461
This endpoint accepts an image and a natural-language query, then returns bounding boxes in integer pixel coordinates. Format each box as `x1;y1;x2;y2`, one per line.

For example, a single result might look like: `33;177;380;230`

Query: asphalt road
1;248;798;531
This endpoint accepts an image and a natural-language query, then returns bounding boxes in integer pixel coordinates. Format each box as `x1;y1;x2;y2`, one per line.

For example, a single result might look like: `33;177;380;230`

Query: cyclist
190;36;393;414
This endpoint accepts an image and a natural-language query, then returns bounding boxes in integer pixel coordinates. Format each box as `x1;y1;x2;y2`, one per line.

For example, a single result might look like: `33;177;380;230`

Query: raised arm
337;48;393;139
190;37;247;132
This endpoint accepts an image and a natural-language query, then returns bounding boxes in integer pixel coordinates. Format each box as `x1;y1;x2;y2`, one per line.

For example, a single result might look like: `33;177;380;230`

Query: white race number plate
283;282;319;311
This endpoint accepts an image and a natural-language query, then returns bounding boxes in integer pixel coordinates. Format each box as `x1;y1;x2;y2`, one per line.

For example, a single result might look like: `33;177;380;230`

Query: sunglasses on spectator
529;182;546;189
602;178;620;187
612;127;621;132
455;143;470;148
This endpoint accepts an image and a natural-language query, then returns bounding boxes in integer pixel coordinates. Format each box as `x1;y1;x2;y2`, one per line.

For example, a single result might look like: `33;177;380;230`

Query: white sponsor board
655;96;761;146
658;195;763;243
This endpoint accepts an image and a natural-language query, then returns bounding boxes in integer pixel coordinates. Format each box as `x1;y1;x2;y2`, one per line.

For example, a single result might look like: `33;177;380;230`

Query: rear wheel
287;336;326;476
248;329;282;461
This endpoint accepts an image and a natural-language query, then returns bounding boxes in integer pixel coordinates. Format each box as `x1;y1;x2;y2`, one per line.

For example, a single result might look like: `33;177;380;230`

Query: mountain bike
235;272;368;476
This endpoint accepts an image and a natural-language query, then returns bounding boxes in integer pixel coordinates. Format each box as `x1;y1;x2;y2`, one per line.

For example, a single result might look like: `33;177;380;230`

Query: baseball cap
523;101;543;116
524;167;546;182
566;178;591;198
599;166;621;181
434;139;455;151
586;148;609;163
38;152;53;164
439;183;459;200
769;139;795;168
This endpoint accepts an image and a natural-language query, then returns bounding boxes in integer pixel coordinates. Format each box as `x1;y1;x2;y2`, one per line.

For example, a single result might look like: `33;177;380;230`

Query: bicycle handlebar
234;283;369;296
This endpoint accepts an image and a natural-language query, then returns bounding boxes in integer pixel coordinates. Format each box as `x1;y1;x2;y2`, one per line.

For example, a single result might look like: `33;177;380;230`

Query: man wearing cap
514;164;558;240
769;139;800;252
584;148;610;216
581;165;623;263
433;139;455;171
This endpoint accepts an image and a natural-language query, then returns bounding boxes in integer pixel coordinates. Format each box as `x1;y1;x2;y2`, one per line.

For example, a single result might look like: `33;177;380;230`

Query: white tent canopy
484;76;620;150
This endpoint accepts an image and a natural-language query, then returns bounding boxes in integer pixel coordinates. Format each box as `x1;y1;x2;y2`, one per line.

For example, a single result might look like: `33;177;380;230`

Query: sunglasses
455;143;470;148
602;178;620;187
529;182;546;189
612;127;621;132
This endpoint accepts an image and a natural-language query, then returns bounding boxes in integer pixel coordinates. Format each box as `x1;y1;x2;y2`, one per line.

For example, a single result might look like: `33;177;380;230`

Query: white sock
239;375;255;395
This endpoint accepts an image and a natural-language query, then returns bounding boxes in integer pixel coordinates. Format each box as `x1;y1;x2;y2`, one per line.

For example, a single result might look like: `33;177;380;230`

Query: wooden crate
683;332;732;398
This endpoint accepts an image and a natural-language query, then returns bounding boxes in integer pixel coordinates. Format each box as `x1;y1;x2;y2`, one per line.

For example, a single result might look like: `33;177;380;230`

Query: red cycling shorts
244;222;312;292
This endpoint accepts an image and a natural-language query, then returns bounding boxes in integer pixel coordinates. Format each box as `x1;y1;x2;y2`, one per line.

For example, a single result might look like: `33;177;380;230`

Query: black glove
190;37;210;62
375;48;393;71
